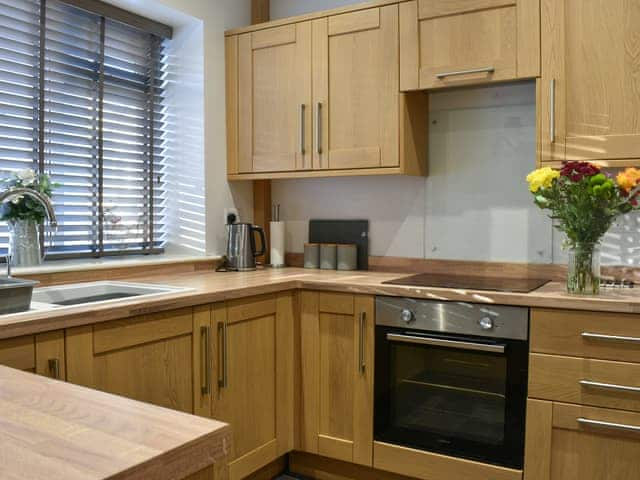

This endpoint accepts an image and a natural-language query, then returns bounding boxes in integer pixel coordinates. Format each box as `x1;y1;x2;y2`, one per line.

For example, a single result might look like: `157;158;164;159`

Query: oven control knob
478;317;494;330
400;309;415;324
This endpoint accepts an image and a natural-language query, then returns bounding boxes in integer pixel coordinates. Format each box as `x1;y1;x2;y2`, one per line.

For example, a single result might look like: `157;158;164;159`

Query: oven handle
386;333;505;353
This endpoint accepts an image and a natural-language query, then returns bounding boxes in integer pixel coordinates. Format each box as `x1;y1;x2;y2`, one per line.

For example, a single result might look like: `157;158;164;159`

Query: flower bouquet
526;162;640;295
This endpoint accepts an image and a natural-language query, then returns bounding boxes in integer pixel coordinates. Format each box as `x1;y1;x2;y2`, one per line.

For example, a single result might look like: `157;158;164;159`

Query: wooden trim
298;291;320;454
229;439;278;480
226;36;239;176
399;1;419;91
35;330;65;380
418;0;516;19
252;24;296;49
523;399;552;480
373;441;523;480
228;0;415;36
253;180;272;264
229;165;425;180
517;0;541;77
227;293;277;324
243;456;287;480
275;292;296;455
400;91;429;175
251;0;270;25
328;8;380;36
58;0;173;38
318;292;354;315
290;451;414;480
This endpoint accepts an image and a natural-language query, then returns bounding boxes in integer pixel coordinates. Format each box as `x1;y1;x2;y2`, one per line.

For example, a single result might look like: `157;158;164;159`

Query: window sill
10;254;221;277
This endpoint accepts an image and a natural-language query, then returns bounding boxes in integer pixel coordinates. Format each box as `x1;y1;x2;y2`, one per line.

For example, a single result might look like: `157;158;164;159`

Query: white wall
106;0;253;257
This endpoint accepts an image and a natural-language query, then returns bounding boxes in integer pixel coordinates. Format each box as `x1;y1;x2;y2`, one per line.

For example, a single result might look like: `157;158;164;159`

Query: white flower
16;168;36;185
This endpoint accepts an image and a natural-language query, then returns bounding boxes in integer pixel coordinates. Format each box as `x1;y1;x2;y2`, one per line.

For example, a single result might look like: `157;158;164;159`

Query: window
0;0;170;258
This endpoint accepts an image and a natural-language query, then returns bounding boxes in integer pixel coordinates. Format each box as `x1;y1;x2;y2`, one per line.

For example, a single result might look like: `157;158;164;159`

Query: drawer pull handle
436;66;495;79
578;417;640;434
201;326;211;395
582;332;640;344
580;379;640;394
359;312;366;374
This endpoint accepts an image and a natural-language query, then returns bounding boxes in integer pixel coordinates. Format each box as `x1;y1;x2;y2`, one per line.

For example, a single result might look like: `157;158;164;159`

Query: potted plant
1;169;57;266
527;162;640;295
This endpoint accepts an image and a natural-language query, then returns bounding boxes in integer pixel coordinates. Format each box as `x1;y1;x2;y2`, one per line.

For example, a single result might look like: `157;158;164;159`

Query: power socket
224;208;239;225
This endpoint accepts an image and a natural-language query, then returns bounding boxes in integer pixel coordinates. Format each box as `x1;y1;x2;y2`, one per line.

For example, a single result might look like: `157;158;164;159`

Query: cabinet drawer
531;308;640;363
0;336;35;371
530;353;640;412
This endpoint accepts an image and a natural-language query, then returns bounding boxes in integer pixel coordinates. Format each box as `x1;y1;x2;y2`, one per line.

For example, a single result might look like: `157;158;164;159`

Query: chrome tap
0;188;57;227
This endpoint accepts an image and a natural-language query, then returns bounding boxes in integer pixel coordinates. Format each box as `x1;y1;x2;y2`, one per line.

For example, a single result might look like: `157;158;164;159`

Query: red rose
560;161;600;182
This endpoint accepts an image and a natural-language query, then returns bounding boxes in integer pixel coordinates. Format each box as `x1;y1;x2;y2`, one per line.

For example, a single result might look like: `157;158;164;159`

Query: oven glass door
374;327;528;469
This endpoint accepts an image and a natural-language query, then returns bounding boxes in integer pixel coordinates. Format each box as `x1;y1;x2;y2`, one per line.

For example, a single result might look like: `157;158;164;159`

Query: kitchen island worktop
0;365;230;480
2;267;640;339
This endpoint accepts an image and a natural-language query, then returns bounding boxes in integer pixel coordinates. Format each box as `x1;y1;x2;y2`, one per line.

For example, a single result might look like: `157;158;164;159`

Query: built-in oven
374;296;529;470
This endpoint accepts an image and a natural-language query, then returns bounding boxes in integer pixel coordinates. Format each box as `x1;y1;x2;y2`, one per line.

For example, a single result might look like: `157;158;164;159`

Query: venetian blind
0;0;168;258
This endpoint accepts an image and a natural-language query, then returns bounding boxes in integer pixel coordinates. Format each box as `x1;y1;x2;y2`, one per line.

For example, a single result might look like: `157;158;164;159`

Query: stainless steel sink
31;281;192;308
0;277;39;314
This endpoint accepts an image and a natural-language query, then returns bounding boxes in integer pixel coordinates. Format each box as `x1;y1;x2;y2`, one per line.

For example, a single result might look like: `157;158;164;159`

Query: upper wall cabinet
226;5;429;181
399;0;540;91
539;0;640;167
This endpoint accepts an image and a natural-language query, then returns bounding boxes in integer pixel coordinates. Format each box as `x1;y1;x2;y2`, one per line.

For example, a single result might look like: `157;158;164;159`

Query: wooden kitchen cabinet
195;292;295;480
539;0;640;166
400;0;540;91
0;331;65;380
232;23;312;174
525;399;640;480
312;5;399;170
298;291;375;466
226;5;428;180
65;308;196;413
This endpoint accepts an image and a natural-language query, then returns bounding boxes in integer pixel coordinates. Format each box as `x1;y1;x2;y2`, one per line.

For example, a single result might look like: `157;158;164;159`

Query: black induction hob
383;273;550;293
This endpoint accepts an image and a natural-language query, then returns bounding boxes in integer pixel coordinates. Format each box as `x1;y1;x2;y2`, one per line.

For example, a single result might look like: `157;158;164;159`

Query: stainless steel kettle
225;223;267;271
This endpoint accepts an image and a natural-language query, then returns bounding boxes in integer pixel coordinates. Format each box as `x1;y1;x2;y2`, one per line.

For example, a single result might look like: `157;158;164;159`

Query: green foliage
0;170;58;224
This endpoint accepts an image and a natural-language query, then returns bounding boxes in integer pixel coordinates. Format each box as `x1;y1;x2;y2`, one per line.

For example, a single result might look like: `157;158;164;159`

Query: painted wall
106;0;253;256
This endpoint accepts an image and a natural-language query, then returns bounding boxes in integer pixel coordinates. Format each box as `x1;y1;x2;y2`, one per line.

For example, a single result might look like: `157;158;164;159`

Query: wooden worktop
2;267;640;339
0;365;230;480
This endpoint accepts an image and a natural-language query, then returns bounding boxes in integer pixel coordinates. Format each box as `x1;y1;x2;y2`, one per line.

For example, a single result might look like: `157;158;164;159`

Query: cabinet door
540;0;640;165
66;308;195;413
525;399;640;480
312;6;399;170
400;0;539;91
213;293;295;480
299;291;375;466
237;23;312;173
0;332;65;380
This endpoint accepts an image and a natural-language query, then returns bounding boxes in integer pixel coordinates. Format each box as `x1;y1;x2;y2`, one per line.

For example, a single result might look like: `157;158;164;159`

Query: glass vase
566;244;600;295
8;220;42;267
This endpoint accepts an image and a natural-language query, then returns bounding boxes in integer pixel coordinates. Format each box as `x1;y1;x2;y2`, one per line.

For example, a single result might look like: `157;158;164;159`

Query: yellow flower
526;167;560;193
616;168;640;192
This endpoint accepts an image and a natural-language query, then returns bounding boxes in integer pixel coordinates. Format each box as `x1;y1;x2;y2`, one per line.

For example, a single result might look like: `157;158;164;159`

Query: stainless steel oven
374;296;529;469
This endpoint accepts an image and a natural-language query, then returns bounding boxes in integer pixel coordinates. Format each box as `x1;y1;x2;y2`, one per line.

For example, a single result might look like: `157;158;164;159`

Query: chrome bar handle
299;104;306;157
580;379;640;394
578;417;640;435
386;333;505;353
582;332;640;344
436;66;495;79
201;326;211;395
48;358;60;380
4;254;10;278
316;102;323;156
359;312;366;374
550;79;556;143
218;321;228;389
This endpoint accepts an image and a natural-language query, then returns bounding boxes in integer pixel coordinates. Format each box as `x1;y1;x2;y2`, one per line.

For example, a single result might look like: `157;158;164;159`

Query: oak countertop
2;267;640;339
0;365;230;480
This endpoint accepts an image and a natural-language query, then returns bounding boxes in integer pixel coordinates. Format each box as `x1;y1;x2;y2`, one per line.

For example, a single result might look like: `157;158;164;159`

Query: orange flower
616;168;640;192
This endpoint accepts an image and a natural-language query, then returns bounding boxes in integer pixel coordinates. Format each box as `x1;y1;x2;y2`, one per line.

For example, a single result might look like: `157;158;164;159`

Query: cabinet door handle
299;104;306;157
550;79;556;143
201;326;211;395
218;321;228;389
316;102;323;156
359;312;366;374
581;332;640;344
436;66;495;79
578;417;640;435
48;358;60;380
580;379;640;394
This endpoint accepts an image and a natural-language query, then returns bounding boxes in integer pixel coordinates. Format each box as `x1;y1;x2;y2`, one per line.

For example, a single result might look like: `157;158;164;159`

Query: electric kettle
225;223;267;271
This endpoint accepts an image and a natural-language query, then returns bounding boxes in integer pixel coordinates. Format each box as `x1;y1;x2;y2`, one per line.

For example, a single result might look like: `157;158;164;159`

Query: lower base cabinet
0;331;65;379
525;399;640;480
298;291;375;466
195;292;296;480
66;308;197;413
